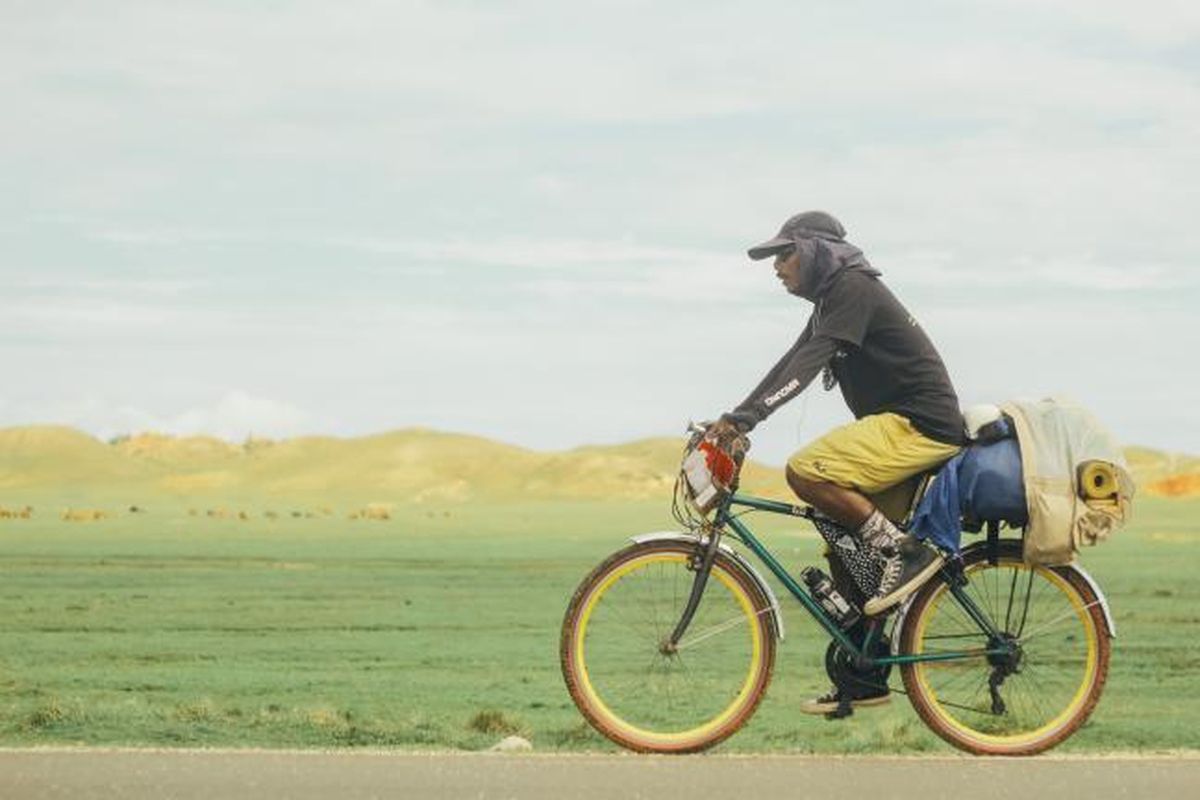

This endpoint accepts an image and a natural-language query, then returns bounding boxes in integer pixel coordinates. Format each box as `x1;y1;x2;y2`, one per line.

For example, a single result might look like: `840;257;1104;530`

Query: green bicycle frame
714;491;1011;667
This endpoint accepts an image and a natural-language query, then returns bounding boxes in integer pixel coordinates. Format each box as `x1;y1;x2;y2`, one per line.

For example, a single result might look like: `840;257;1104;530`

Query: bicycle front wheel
560;540;776;753
899;539;1110;755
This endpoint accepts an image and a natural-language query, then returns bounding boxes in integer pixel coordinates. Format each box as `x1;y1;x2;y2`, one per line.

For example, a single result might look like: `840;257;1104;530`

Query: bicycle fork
661;528;723;654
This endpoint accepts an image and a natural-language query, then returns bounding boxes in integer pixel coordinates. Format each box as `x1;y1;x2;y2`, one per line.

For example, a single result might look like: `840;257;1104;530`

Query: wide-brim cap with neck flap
747;210;847;260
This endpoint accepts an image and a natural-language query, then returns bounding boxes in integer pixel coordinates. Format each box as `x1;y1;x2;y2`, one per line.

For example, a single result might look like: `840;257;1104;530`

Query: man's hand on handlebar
706;417;741;443
704;416;751;463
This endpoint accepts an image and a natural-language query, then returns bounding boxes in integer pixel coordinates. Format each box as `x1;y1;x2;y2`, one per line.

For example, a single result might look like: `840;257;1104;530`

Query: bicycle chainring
824;633;892;701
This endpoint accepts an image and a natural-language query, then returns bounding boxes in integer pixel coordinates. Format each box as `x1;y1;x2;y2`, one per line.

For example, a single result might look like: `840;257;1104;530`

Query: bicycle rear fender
890;558;1116;655
1068;562;1117;638
629;532;785;641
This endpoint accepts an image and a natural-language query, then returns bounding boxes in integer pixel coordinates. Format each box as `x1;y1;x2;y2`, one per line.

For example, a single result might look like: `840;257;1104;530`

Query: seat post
986;519;1000;565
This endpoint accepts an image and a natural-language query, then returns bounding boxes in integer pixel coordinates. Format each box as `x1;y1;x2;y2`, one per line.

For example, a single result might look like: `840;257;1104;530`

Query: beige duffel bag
1001;397;1135;566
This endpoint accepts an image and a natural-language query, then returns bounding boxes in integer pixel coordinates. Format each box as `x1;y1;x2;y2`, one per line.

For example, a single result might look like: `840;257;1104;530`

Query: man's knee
786;465;829;503
787;465;874;527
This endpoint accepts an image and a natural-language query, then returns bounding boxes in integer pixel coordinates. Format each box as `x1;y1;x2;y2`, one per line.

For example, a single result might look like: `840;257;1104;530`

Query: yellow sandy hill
0;426;1194;502
234;429;539;498
0;425;153;489
115;432;244;466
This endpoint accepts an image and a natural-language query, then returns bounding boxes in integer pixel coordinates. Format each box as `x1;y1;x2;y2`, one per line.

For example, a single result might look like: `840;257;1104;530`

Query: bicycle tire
560;540;777;753
899;539;1110;755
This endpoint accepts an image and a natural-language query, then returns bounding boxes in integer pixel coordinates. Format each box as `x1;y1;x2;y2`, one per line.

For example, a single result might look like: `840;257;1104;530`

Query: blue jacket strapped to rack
910;422;1027;553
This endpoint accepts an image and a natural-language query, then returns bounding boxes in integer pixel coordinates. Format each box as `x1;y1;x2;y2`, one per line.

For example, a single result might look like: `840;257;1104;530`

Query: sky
3;0;1199;465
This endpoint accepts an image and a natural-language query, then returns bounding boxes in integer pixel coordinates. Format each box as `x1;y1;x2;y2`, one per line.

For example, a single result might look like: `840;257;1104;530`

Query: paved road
2;748;1197;800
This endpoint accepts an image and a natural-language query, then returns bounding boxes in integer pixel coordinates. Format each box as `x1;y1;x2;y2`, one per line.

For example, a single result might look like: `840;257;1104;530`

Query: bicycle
559;426;1114;755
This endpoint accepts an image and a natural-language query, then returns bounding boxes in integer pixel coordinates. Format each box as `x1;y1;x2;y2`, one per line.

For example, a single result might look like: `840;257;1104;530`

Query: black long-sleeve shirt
724;269;964;445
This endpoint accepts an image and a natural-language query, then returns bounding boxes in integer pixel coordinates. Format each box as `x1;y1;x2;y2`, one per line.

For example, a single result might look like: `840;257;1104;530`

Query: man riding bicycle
708;210;965;713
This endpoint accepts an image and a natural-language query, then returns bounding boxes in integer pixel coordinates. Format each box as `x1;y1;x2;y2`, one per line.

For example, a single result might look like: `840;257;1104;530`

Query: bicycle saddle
867;470;939;527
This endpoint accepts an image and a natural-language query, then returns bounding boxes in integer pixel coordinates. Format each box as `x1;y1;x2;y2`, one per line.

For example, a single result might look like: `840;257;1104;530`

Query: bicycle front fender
629;531;785;641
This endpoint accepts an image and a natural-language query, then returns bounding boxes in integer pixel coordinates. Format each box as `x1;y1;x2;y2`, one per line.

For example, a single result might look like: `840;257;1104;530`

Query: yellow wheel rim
571;552;765;749
911;560;1100;750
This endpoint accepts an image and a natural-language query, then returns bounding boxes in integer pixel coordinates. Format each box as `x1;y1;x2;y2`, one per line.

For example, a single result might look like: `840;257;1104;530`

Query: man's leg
787;463;939;611
786;414;958;617
785;466;896;714
785;467;874;528
785;416;957;715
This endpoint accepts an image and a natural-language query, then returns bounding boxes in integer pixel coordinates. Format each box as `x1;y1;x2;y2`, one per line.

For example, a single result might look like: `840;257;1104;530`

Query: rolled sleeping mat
1085;497;1121;514
1078;460;1119;500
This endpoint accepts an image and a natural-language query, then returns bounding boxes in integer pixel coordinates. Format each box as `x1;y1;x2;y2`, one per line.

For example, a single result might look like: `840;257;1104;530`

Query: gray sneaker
863;536;944;616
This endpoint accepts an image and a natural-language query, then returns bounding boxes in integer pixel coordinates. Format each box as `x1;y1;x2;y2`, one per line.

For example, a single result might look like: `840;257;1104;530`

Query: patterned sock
856;509;904;555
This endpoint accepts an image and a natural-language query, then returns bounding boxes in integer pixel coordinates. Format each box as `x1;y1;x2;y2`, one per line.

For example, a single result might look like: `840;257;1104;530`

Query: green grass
0;496;1197;753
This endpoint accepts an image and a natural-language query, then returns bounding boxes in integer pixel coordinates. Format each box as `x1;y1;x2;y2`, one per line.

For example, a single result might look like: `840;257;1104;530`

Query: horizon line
0;422;1195;466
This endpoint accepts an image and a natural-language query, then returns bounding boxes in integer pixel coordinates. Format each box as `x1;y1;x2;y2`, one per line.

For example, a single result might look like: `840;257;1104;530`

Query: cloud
162;391;312;440
11;301;177;329
12;390;314;443
4;1;1200;459
13;276;201;295
881;250;1197;292
9;2;1200;258
981;0;1200;47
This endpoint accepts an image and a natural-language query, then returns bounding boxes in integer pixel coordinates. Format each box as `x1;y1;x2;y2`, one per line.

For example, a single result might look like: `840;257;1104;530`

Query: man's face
773;247;805;295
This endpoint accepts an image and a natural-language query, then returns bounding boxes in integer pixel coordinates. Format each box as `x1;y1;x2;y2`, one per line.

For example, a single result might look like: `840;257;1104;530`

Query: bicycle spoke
920;632;991;640
1016;567;1036;636
1018;601;1098;644
676;606;771;651
1004;566;1019;632
570;549;768;740
594;589;659;646
905;551;1105;751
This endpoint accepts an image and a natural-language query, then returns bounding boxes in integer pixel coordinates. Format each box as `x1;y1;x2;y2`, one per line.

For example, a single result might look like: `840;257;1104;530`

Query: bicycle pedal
824;698;855;720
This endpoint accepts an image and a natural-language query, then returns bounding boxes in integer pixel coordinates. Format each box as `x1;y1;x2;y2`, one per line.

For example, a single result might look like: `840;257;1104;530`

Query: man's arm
721;330;837;433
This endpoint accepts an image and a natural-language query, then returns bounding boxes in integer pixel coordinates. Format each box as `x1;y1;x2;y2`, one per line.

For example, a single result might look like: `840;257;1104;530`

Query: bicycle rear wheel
560;540;776;753
899;539;1110;755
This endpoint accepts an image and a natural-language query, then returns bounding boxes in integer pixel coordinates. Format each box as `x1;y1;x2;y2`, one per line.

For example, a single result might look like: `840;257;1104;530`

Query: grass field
1;496;1197;753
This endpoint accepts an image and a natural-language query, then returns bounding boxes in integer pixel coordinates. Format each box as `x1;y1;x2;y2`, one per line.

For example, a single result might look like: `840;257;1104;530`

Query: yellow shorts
787;412;961;495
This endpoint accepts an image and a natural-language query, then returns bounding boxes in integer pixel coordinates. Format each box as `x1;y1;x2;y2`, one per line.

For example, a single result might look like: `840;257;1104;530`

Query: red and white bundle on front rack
680;431;745;514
